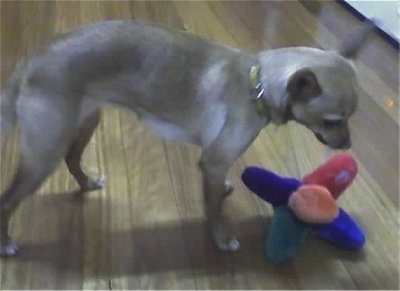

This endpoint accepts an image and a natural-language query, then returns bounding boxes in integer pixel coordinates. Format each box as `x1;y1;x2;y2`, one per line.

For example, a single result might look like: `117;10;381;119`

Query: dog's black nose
339;138;352;149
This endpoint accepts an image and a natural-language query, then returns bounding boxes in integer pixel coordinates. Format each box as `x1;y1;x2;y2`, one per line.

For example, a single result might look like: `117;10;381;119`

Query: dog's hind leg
65;110;105;192
0;93;79;256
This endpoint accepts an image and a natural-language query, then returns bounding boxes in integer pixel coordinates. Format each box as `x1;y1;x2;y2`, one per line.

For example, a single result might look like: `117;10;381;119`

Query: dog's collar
249;64;269;116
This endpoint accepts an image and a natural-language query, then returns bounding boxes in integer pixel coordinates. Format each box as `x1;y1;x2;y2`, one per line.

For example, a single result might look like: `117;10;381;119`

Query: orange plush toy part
288;185;339;224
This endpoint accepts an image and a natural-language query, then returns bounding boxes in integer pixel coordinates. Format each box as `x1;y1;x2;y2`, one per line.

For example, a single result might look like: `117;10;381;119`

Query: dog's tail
1;64;23;141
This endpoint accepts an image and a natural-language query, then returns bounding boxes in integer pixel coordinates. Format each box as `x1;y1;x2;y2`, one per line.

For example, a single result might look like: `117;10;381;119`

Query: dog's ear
337;19;375;59
287;68;322;101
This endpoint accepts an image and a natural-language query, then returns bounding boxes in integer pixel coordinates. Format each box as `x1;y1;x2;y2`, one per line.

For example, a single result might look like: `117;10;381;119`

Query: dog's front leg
199;120;263;252
199;154;239;251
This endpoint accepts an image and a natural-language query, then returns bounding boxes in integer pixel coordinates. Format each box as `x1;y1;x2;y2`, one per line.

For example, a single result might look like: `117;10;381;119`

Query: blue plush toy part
310;208;365;250
241;166;301;207
241;166;365;264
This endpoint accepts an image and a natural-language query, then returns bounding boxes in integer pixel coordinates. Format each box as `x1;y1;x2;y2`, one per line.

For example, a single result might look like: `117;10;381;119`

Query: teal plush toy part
242;153;366;264
265;184;339;264
267;206;309;263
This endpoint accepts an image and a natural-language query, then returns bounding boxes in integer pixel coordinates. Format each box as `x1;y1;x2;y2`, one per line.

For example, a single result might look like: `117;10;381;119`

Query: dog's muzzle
313;132;351;149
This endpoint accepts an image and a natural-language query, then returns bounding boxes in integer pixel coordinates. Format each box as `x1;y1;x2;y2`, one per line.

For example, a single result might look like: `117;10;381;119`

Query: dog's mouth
312;131;351;150
314;132;328;145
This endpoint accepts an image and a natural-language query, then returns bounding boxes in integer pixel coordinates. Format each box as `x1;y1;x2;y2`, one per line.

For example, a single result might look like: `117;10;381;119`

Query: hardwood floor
1;1;398;289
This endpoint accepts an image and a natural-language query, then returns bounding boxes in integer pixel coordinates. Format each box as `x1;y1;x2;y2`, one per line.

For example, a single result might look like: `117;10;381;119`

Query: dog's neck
249;63;293;125
248;64;270;115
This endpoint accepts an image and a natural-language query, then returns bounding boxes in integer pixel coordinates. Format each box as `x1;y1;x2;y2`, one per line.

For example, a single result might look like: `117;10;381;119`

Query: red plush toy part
303;153;358;200
288;185;339;224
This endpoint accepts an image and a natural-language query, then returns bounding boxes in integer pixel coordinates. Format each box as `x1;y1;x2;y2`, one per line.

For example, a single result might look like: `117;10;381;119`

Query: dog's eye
323;119;342;127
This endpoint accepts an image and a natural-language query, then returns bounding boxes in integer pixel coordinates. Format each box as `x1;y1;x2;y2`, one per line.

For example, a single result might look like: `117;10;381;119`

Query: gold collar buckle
249;64;268;115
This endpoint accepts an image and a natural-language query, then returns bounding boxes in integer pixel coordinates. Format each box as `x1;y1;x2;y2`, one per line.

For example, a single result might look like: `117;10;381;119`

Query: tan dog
0;20;373;256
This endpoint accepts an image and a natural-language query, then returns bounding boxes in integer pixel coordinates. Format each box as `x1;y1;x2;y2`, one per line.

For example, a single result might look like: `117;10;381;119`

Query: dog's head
286;65;357;149
280;21;374;149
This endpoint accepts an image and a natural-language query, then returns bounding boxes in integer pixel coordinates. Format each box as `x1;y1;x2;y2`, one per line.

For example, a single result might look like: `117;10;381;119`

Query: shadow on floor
3;191;367;279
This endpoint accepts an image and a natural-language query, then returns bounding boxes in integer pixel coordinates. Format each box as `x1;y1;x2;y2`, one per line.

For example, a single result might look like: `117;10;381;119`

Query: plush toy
241;153;365;264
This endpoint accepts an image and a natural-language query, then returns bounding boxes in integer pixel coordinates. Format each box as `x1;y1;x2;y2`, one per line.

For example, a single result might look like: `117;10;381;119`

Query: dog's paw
82;177;105;192
0;242;19;257
215;236;241;252
212;220;240;252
